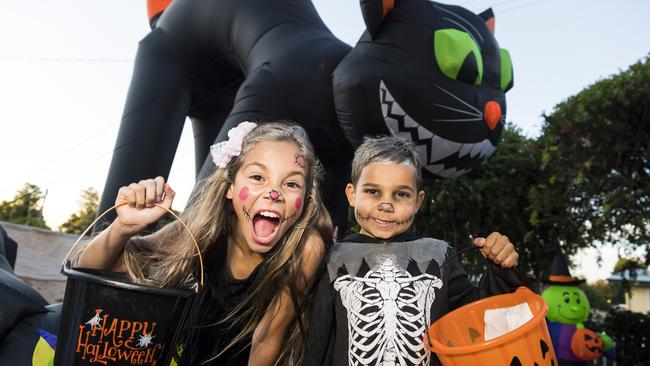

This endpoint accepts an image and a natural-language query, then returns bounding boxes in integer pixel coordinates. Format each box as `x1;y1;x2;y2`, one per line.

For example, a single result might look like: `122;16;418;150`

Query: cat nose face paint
269;189;280;201
378;202;394;212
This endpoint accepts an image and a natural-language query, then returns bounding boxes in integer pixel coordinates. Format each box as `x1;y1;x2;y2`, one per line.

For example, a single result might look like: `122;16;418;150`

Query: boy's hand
113;176;175;236
473;232;519;268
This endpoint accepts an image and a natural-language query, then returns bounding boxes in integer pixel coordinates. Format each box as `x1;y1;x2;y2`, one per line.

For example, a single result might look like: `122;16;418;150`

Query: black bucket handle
60;202;204;291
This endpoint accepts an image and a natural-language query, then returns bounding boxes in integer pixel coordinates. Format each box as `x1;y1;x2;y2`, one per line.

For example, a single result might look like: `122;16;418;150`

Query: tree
0;183;49;229
60;188;100;235
411;124;555;278
538;57;650;254
580;280;624;311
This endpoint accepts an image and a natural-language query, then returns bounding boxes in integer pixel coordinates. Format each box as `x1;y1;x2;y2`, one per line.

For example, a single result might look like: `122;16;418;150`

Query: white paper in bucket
483;302;533;341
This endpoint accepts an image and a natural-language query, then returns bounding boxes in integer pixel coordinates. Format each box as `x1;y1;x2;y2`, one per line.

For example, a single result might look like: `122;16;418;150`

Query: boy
305;136;531;366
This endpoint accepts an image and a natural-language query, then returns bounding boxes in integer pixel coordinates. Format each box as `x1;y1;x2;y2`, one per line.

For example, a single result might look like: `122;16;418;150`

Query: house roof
609;268;650;286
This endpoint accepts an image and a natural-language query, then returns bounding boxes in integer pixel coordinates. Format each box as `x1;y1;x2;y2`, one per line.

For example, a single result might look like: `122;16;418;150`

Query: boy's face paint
227;141;307;253
345;162;424;241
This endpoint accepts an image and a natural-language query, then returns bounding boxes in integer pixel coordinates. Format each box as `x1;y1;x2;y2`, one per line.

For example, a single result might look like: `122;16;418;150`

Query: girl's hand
473;232;519;268
113;177;175;236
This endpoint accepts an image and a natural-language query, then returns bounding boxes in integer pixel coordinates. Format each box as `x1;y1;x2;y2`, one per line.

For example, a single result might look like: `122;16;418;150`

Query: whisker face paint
355;210;414;226
242;206;253;222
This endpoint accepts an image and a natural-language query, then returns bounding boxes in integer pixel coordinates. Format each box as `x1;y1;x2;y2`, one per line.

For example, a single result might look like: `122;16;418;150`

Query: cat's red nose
483;101;501;130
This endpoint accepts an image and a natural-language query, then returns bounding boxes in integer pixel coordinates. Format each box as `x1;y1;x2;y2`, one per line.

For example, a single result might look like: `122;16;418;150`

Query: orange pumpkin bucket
425;287;557;366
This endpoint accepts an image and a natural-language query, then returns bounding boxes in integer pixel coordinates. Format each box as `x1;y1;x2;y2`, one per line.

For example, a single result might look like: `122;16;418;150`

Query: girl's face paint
238;186;250;201
295;197;302;210
295;155;306;168
227;141;308;254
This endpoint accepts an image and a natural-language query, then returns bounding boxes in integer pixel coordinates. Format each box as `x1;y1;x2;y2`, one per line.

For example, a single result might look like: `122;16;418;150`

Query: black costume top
179;244;263;366
305;232;533;366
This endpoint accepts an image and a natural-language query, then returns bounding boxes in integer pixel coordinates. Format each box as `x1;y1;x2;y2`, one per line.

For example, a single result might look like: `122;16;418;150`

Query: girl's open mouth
252;210;281;244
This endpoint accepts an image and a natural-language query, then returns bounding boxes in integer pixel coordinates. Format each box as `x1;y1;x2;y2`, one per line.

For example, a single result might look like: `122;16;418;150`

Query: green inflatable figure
542;249;616;366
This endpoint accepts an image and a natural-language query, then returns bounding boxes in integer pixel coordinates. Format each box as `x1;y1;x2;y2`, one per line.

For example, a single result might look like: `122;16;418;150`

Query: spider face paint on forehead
294;154;306;169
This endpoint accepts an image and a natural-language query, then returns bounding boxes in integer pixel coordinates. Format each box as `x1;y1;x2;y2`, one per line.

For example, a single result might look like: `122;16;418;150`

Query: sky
1;0;649;282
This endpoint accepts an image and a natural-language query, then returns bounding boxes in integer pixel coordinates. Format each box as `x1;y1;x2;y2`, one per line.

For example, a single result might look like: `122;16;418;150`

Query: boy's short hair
351;135;423;187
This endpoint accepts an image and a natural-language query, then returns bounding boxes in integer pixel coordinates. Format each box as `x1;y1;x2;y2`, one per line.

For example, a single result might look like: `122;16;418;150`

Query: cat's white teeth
458;144;473;157
470;141;484;158
430;135;461;163
479;141;496;158
379;79;497;173
404;115;418;128
417;126;433;140
391;102;405;117
385;116;399;134
381;80;394;103
424;164;445;175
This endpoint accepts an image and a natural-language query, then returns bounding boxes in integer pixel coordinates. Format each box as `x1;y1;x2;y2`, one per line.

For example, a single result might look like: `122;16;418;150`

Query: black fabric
305;236;535;366
0;304;61;365
0;225;49;342
179;243;263;366
0;224;17;271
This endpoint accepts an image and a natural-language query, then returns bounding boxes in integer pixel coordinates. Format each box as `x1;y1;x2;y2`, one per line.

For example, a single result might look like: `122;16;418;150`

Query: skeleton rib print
334;257;443;366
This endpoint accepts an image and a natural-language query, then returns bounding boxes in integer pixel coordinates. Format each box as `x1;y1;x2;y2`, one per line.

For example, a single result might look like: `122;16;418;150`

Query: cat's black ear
360;0;396;39
479;8;495;34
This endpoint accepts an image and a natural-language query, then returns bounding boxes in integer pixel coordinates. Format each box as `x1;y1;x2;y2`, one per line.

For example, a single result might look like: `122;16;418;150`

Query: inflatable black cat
98;0;513;232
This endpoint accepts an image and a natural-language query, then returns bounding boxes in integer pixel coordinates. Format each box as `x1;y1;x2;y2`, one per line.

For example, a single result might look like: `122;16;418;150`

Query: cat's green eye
434;28;483;85
500;48;514;92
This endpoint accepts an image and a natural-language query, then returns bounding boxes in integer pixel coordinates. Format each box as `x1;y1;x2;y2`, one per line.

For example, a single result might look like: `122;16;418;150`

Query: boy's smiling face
346;161;425;241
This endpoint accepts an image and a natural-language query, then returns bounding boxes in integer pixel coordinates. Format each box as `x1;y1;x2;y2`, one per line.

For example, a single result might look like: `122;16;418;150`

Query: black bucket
54;203;204;366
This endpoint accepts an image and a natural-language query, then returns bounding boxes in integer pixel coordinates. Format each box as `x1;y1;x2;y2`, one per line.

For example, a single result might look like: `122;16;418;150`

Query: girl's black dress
179;244;262;366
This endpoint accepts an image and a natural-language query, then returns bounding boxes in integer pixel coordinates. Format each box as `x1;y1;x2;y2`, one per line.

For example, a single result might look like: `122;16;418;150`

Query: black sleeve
304;270;335;366
445;250;479;311
446;249;538;311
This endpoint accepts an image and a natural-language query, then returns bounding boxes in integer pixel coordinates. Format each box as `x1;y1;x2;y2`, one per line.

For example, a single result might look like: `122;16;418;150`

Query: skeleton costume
305;232;534;366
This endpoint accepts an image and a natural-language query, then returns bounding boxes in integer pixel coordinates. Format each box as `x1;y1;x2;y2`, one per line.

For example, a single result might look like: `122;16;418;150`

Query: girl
78;122;332;365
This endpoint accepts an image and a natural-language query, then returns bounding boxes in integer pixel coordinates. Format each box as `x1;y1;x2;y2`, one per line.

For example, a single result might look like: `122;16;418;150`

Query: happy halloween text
76;312;163;365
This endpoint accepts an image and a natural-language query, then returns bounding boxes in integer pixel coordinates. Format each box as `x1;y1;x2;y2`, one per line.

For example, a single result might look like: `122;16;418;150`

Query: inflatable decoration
99;0;513;231
570;328;604;360
542;248;616;365
0;225;61;365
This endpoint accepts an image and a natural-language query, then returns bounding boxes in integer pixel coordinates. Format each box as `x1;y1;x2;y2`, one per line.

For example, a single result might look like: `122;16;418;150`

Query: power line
0;55;133;63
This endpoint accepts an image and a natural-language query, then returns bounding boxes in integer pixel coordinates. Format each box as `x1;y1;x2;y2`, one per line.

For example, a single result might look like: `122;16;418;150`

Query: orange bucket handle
60;202;204;291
